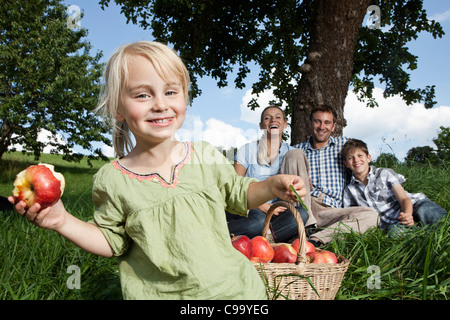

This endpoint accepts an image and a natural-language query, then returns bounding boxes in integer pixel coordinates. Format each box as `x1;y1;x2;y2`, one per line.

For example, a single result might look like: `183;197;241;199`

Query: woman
226;106;309;242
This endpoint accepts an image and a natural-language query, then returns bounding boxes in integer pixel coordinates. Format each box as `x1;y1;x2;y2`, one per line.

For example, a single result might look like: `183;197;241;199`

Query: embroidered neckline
112;142;192;188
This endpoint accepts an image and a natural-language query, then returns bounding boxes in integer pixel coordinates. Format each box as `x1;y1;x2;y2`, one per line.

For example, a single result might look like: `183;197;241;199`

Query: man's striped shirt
294;136;349;208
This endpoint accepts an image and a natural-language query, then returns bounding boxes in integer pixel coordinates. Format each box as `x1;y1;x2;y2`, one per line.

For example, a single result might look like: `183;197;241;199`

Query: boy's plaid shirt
343;166;426;226
294;136;349;208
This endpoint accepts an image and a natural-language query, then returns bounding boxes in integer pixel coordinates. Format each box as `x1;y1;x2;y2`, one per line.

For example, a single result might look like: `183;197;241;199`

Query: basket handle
261;201;309;266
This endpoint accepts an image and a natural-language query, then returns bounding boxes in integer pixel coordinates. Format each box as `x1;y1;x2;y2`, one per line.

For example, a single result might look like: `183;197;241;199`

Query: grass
0;152;122;300
0;151;448;300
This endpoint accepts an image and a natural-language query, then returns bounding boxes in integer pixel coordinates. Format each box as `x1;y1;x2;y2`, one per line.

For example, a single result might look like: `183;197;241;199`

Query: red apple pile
231;235;339;264
232;235;274;262
251;236;274;263
12;163;65;209
231;235;253;260
272;243;297;263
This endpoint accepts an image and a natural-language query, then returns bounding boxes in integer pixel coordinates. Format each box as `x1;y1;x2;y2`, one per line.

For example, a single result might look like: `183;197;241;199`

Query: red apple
291;238;316;254
320;250;338;264
251;236;274;263
306;251;327;264
272;243;297;263
13;163;65;209
231;235;253;260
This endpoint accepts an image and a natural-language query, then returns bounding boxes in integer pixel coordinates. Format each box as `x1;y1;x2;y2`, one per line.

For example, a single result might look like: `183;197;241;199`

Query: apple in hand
291;238;316;254
12;163;65;209
250;236;274;263
272;243;297;263
231;235;253;260
320;250;338;264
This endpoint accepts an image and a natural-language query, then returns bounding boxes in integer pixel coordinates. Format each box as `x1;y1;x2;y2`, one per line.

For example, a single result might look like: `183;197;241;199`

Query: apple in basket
250;236;274;263
306;251;327;264
272;243;297;263
12;163;65;209
291;238;316;254
320;250;338;264
307;251;338;264
231;235;253;260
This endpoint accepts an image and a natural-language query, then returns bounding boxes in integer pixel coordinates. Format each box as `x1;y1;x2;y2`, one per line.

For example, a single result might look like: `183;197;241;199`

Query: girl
9;41;306;300
227;106;309;242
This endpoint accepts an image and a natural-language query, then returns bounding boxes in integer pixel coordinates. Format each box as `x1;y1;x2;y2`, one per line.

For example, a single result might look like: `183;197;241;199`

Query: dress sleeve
89;166;130;256
203;142;258;216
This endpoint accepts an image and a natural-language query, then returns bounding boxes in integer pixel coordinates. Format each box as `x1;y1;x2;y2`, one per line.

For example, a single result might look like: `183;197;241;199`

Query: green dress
90;141;267;300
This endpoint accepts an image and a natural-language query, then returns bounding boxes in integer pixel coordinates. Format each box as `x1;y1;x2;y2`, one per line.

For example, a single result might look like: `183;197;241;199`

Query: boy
341;138;447;235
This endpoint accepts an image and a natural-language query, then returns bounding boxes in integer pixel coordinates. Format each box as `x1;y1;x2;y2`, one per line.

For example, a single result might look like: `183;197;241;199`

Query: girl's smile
146;116;175;126
117;55;186;145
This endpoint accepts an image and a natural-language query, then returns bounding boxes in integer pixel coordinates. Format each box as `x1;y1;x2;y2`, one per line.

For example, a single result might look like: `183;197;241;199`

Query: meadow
0;151;448;300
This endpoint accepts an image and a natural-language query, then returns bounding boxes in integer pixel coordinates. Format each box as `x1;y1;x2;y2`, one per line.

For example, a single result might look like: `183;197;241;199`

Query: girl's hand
398;211;414;226
247;174;306;210
271;174;306;204
8;197;66;231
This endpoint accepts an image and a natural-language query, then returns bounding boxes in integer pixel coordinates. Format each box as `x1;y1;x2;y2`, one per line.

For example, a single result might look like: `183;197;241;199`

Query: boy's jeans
226;205;309;243
382;198;447;236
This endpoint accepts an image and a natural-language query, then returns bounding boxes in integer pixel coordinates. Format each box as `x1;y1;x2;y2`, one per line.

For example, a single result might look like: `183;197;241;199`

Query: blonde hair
257;106;287;165
96;41;191;158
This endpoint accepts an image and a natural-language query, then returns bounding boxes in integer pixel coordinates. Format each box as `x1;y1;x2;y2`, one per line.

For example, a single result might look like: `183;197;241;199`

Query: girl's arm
234;161;285;215
391;184;414;226
8;197;114;257
247;174;305;210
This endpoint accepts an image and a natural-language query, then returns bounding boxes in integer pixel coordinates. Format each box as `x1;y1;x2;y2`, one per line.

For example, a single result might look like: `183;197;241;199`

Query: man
281;105;378;246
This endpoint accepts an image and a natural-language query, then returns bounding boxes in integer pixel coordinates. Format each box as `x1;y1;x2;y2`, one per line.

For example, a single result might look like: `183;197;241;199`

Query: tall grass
329;216;449;300
0;152;448;300
0;152;122;300
330;161;449;300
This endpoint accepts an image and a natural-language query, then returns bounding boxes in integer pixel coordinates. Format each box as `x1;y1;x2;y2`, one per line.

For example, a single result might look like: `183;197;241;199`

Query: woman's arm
234;161;247;176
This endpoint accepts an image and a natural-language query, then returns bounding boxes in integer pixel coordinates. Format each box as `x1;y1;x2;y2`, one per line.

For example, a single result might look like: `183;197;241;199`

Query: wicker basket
253;201;349;300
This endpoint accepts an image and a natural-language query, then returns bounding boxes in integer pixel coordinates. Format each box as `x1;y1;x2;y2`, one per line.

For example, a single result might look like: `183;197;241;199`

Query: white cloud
9;129;72;154
102;144;115;158
203;118;257;149
239;88;278;125
430;9;450;23
238;88;292;141
178;114;258;150
344;87;450;160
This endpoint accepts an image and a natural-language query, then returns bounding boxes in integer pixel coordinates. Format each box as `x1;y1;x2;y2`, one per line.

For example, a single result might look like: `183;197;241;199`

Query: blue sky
62;0;450;161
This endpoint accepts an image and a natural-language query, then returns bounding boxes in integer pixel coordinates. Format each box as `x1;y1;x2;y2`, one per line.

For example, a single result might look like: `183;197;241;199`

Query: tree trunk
0;119;13;160
291;0;371;145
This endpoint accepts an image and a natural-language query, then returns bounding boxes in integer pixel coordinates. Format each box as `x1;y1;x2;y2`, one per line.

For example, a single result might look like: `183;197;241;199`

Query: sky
58;0;450;161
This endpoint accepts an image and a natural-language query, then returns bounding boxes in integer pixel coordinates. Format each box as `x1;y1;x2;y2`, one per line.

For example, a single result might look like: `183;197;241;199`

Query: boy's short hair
341;138;369;160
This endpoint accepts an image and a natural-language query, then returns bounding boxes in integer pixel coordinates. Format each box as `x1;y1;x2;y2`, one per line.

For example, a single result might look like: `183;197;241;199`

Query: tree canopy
99;0;444;142
0;0;110;162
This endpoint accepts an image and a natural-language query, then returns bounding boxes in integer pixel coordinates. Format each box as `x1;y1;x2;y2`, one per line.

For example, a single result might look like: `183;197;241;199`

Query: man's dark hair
310;105;337;122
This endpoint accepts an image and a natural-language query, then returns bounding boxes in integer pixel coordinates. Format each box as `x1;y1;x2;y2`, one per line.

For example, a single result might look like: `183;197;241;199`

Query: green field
0;152;448;300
